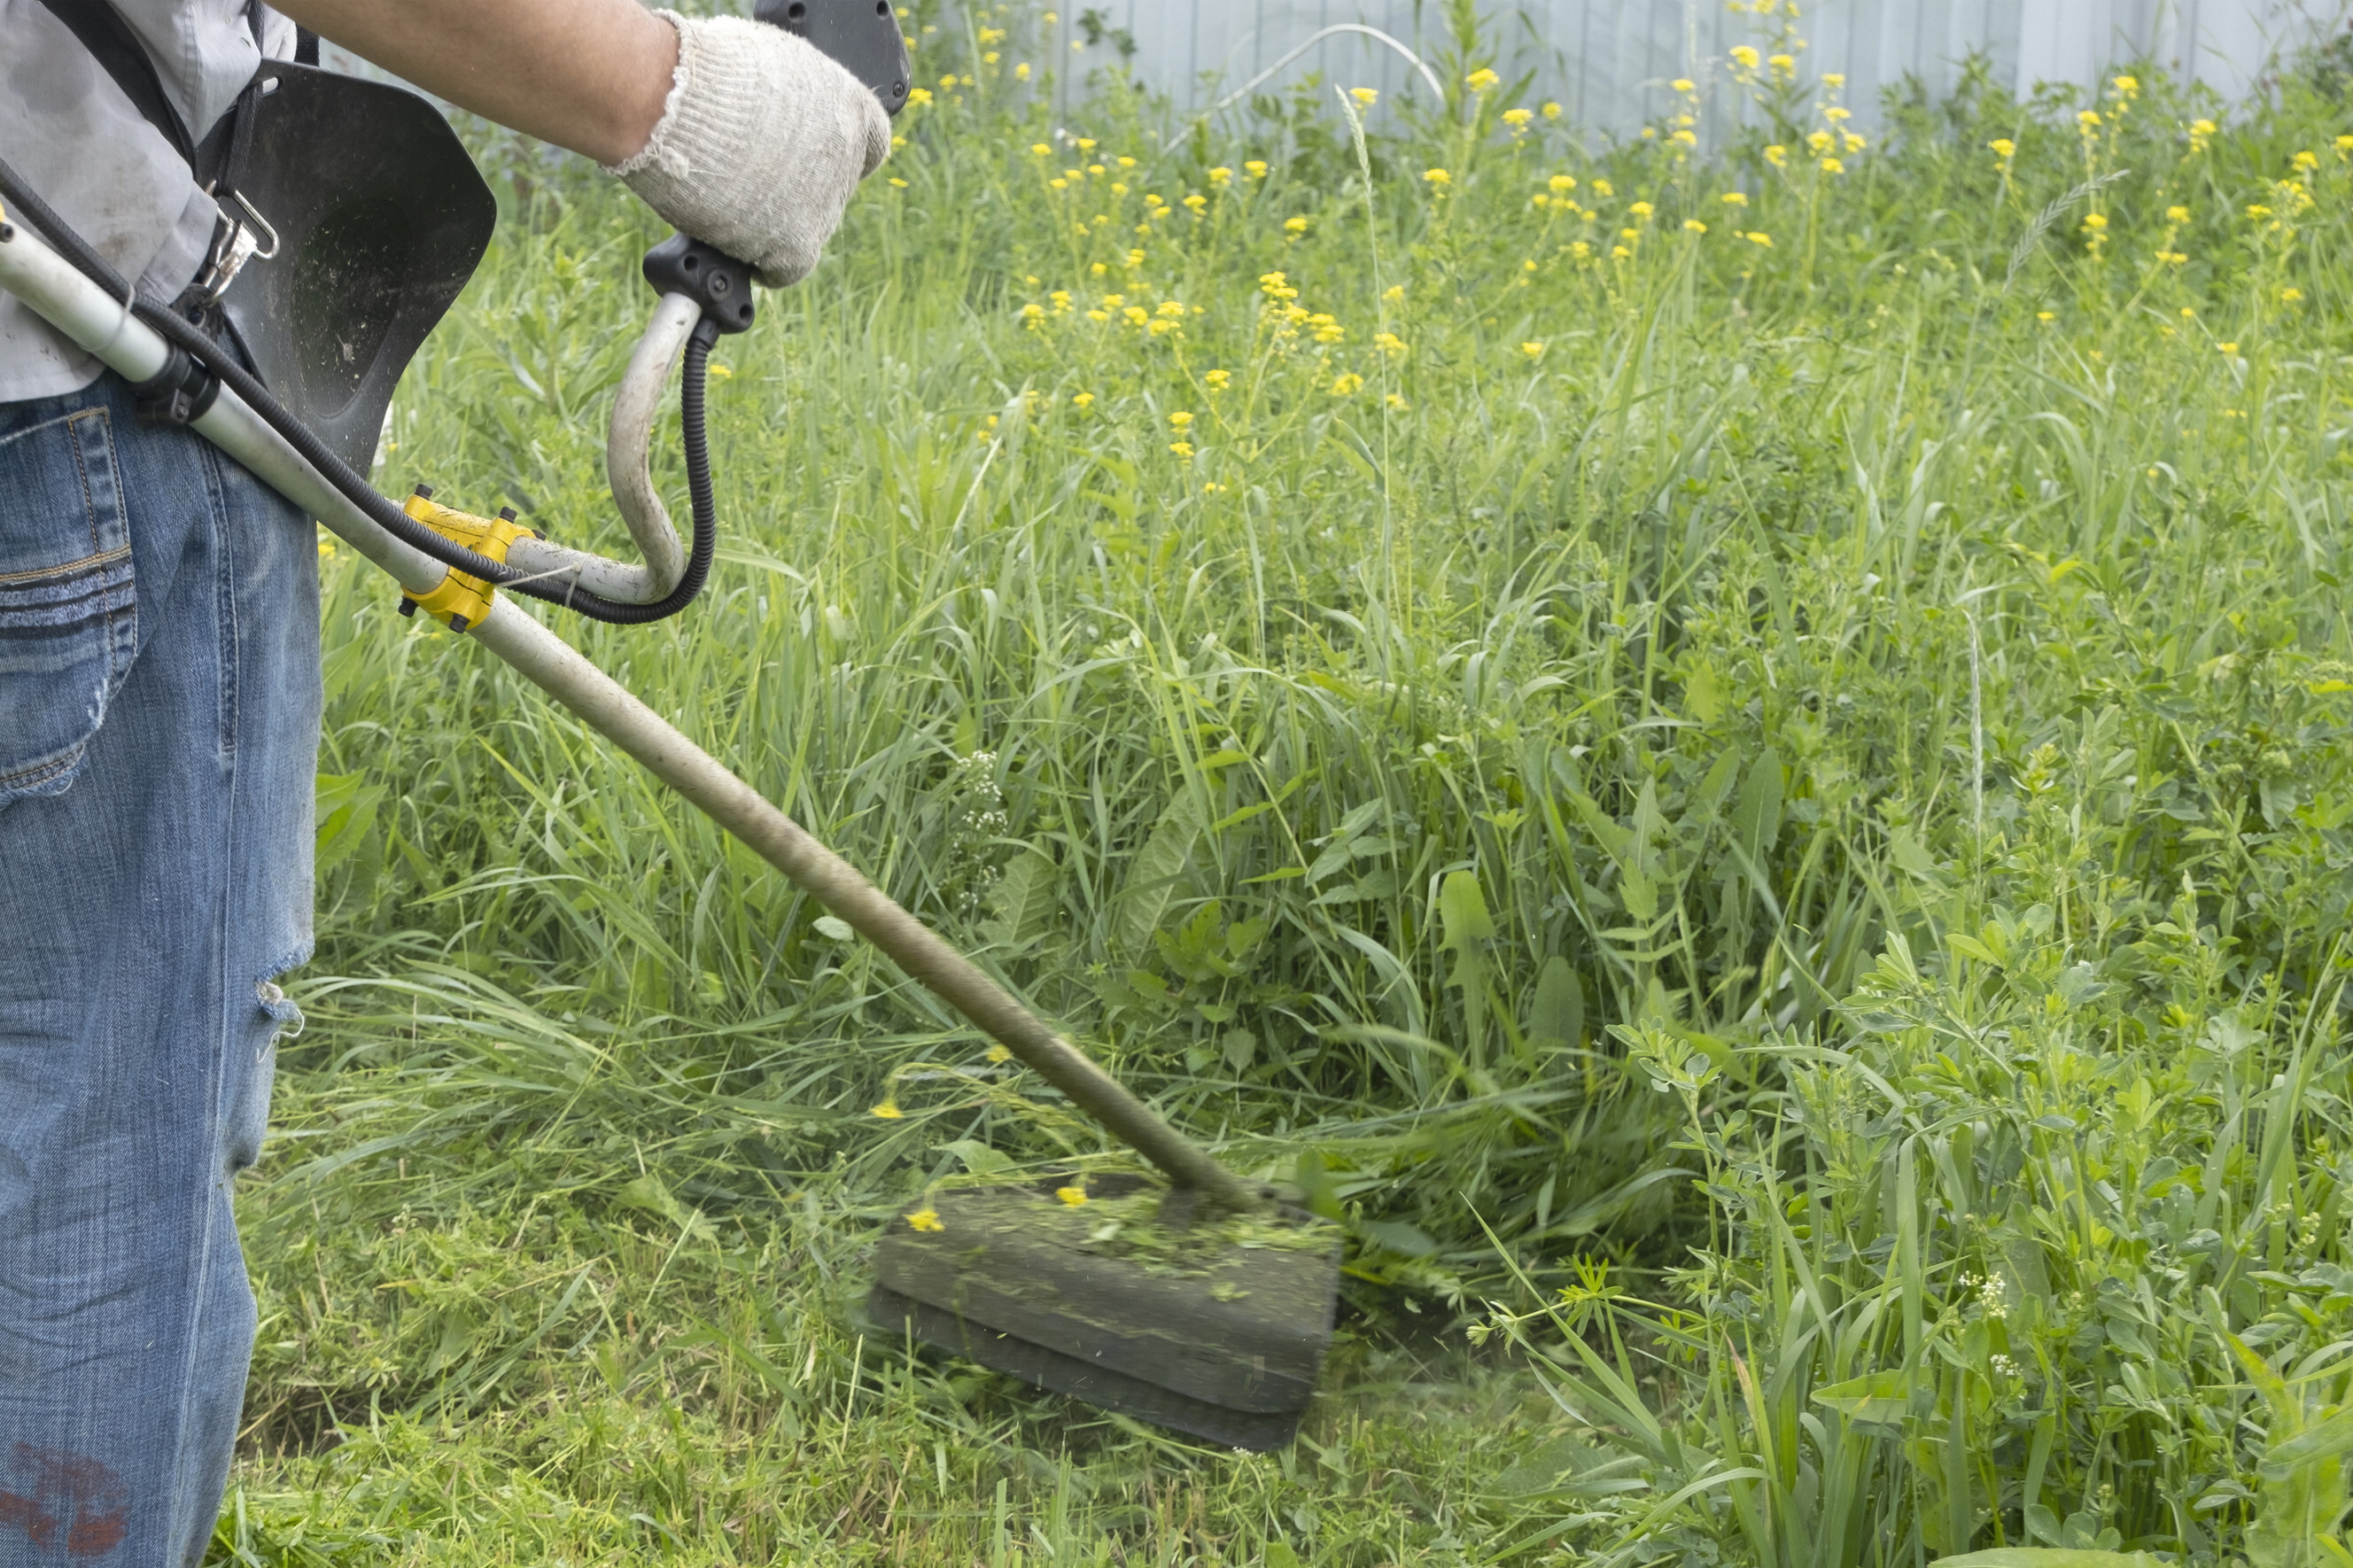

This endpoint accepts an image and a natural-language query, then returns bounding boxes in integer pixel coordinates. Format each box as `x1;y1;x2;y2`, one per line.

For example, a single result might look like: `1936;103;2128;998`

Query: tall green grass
219;4;2353;1562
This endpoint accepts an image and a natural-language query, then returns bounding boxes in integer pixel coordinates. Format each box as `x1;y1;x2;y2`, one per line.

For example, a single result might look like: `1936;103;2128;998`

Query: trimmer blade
866;1179;1340;1450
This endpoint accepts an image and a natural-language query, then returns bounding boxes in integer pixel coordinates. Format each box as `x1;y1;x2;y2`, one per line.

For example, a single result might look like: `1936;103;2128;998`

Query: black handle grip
755;0;912;117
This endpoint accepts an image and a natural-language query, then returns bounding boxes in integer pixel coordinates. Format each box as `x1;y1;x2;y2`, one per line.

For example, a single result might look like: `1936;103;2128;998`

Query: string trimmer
0;0;1335;1450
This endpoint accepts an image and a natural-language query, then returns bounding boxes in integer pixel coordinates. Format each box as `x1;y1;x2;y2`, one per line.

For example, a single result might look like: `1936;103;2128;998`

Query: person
0;3;887;1562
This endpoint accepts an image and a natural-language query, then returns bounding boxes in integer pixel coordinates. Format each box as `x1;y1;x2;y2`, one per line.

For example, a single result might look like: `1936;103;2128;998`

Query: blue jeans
0;372;319;1567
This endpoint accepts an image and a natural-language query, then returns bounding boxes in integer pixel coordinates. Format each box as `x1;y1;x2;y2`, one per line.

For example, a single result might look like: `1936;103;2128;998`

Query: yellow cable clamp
397;486;538;633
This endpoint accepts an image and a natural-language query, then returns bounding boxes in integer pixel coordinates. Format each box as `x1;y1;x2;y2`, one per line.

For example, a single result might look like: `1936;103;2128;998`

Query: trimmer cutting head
867;1176;1341;1450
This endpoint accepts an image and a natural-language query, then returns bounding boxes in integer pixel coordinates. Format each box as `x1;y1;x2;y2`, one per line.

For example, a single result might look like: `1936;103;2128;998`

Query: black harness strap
27;0;198;167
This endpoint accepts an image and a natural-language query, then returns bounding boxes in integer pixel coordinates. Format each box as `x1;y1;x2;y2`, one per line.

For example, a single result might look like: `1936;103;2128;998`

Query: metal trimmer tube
0;213;1344;1454
0;215;1260;1215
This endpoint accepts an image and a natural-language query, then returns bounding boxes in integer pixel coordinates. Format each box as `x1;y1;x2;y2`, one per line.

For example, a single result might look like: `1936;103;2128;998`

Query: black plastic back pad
756;0;913;116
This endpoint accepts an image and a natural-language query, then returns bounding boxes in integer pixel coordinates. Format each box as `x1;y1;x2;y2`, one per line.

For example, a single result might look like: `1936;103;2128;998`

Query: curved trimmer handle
497;0;912;606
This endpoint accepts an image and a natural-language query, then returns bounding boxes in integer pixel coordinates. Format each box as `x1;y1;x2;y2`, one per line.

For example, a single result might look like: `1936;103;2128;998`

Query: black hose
0;153;717;625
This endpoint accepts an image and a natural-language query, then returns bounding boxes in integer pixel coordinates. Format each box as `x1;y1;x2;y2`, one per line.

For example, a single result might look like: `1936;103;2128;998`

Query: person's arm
266;0;676;165
266;1;890;288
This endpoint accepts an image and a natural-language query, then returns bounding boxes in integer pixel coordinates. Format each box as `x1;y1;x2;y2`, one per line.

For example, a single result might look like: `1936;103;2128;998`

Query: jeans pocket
0;404;136;803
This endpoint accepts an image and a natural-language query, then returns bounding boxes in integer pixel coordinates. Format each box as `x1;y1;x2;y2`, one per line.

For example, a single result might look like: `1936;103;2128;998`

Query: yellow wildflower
906;1206;944;1231
2037;311;2055;322
2218;341;2238;354
1015;62;1030;80
1383;283;1405;302
1284;214;1309;236
1168;441;1193;456
1030;142;1052;156
1424;167;1451;186
1208;166;1232;186
2166;205;2189;223
1350;87;1378;105
1628;200;1654;217
1767;52;1794;74
871;1098;905;1119
1466;67;1500;93
1205;369;1231;391
1683;218;1707;233
1503;107;1533;130
1731;44;1760;71
2293;150;2320;172
1746;231;1773;246
2282;287;2304;302
1329;372;1363;395
1542;102;1563;119
1720;190;1747;206
1520;341;1545;358
1374;331;1407;355
1672;77;1696;93
2077;109;2101;130
1592;178;1613;197
2111;74;2139;97
1990;138;2015;159
1245;159;1269;178
1169;411;1193;430
1822;72;1846;88
906;87;933;106
1056;1184;1089;1206
1072;391;1093;408
1549;174;1577;193
1764;144;1788;167
1820;156;1844;175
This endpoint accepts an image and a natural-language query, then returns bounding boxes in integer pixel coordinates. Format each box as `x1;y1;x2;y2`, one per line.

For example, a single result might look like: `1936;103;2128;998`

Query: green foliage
217;3;2353;1562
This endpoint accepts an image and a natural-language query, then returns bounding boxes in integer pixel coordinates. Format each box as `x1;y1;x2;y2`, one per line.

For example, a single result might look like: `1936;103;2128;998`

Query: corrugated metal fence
1039;0;2344;133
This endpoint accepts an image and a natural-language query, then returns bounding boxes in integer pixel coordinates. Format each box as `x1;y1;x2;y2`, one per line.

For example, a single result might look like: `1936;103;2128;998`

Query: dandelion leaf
982;845;1060;949
1529;955;1584;1049
1114;791;1205;954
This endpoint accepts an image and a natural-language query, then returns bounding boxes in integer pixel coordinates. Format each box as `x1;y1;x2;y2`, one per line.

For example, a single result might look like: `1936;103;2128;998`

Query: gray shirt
0;0;293;402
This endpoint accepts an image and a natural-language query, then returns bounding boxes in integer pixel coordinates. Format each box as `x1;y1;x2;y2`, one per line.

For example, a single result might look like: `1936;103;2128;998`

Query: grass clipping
915;1178;1331;1279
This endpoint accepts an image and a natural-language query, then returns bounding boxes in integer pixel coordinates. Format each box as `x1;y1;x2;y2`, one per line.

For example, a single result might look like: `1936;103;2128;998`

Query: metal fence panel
1042;0;2341;130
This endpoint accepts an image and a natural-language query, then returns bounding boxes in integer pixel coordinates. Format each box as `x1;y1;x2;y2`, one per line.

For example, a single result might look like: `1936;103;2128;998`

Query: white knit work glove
605;10;890;288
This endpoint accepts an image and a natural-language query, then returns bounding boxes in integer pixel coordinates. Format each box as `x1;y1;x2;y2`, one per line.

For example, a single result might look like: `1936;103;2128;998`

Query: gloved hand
605;10;889;288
